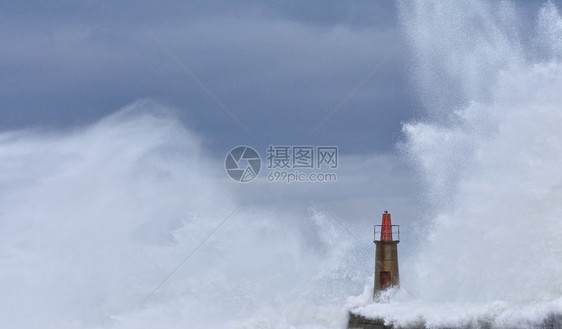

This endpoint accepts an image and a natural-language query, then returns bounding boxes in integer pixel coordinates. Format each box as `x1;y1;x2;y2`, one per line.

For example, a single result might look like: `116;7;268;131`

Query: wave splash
355;1;562;328
0;101;371;329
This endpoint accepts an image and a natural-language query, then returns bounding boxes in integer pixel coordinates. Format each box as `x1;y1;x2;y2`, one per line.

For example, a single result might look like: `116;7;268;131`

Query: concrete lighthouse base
346;310;562;329
346;311;424;329
346;311;392;329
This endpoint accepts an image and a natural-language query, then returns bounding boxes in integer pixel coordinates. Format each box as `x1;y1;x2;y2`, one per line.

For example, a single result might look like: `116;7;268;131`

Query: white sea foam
352;1;562;327
1;101;399;329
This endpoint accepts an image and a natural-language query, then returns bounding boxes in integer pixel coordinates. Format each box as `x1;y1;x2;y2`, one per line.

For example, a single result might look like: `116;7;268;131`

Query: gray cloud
1;1;413;155
2;1;560;155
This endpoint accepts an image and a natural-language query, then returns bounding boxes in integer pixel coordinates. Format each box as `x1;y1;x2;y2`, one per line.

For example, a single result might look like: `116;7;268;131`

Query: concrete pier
347;311;562;329
347;312;391;329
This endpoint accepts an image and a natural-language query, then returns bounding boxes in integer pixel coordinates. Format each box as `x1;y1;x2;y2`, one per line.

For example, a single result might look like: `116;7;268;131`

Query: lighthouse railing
374;225;400;242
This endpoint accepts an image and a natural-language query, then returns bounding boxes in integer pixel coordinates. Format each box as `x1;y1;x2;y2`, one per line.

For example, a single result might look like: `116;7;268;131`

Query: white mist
355;1;562;328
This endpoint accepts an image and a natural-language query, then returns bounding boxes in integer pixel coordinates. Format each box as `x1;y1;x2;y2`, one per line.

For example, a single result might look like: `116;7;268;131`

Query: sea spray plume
357;0;562;327
538;1;562;59
0;101;370;329
397;1;522;119
402;0;562;303
0;100;222;327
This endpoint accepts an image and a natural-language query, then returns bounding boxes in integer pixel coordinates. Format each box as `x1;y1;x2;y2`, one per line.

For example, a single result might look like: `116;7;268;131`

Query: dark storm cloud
1;1;397;30
1;1;411;155
3;1;558;155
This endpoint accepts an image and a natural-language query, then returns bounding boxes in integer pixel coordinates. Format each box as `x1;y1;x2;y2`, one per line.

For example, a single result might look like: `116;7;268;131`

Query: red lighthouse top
381;210;393;241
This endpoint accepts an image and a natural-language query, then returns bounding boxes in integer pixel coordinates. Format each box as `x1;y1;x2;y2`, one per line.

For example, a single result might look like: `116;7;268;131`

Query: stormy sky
1;1;408;156
2;1;559;156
